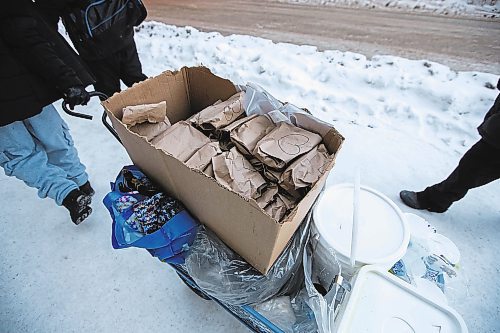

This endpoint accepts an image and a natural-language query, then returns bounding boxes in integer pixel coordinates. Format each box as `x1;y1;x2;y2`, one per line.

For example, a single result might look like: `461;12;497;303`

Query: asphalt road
143;0;500;74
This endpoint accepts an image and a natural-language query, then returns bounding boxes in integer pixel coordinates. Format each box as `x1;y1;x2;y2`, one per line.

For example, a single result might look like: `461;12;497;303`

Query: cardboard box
103;67;344;274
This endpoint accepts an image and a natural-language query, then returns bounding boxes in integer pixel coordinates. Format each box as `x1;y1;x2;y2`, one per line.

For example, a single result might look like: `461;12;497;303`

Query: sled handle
102;111;122;144
61;91;109;120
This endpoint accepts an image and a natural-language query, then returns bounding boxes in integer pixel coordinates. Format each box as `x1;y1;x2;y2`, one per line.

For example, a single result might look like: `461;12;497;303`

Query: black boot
62;189;92;225
399;190;425;210
80;181;95;197
399;190;447;213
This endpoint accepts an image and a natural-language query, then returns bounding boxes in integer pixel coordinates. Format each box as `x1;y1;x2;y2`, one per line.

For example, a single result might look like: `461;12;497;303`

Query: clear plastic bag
184;217;310;306
254;296;297;333
254;290;319;333
290;289;318;333
300;216;352;333
303;244;338;333
391;214;465;305
241;83;324;130
242;82;284;117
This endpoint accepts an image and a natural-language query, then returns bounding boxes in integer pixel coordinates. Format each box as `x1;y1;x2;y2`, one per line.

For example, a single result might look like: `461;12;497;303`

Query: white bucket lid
313;183;409;266
335;266;468;333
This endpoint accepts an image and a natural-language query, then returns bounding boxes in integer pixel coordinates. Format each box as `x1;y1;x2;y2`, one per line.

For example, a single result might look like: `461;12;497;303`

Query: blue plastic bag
103;165;198;263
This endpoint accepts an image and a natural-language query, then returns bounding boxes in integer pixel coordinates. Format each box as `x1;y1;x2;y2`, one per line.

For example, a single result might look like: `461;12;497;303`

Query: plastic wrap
185;217;310;306
303;244;337;333
254;296;297;333
242;82;284;117
290;289;319;333
254;290;318;333
390;213;465;305
300;215;353;333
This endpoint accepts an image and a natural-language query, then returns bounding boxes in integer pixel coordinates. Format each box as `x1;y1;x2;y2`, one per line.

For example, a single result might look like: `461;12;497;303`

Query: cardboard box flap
183;67;238;114
289;112;345;155
323;127;344;155
104;69;190;124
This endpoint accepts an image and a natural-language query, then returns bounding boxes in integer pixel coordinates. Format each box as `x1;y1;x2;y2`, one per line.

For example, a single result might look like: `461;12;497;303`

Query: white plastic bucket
312;183;410;280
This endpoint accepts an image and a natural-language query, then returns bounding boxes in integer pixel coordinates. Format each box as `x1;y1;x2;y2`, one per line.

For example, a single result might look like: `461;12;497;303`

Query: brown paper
218;136;235;151
213;147;267;199
264;191;298;222
122;101;167;126
185;142;222;170
264;202;287;222
288;111;332;137
220;114;258;133
129;116;171;141
151;121;211;162
248;157;265;172
253;122;323;170
255;184;279;209
278;191;298;210
262;166;282;183
230;114;275;156
217;114;258;151
280;144;330;196
203;163;215;178
190;92;245;130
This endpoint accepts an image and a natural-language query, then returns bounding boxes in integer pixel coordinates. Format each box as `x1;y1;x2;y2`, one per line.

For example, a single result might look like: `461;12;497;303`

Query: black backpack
62;0;147;60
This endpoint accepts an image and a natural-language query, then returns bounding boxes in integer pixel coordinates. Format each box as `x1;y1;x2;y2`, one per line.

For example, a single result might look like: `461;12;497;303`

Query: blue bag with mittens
103;165;198;264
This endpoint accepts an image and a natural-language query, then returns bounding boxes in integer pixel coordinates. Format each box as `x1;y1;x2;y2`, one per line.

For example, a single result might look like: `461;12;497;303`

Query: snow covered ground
1;21;499;333
278;0;500;17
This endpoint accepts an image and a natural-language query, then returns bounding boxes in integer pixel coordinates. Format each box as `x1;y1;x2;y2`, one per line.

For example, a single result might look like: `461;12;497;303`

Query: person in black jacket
36;0;148;99
0;0;95;225
400;78;500;213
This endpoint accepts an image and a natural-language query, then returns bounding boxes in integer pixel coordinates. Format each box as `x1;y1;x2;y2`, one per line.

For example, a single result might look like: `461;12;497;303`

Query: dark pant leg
420;139;500;212
118;38;147;87
83;57;121;99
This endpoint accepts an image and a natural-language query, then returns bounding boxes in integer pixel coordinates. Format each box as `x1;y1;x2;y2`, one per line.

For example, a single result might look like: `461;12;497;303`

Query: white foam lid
336;266;468;333
313;183;409;265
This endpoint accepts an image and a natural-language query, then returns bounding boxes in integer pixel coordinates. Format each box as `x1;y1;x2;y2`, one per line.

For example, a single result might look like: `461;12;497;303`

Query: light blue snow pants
0;104;88;205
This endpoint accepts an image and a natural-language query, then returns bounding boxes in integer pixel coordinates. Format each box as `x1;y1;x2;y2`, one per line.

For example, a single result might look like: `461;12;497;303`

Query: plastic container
334;265;468;332
312;183;410;278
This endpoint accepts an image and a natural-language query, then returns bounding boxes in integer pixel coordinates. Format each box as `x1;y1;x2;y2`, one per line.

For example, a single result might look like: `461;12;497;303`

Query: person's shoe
400;190;449;213
62;189;92;225
399;190;425;210
79;181;95;197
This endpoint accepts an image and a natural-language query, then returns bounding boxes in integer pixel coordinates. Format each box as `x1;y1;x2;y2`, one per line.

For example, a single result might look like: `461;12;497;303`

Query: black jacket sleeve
1;2;83;92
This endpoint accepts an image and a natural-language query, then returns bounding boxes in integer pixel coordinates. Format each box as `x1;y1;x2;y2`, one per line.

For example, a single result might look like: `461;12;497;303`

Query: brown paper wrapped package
280;144;330;196
190;92;245;130
253;121;322;170
129;116;171;141
255;184;279;209
217;114;258;151
185;142;222;170
263;166;282;183
212;147;267;199
230;114;275;156
122;101;167;126
264;192;297;222
151;121;211;162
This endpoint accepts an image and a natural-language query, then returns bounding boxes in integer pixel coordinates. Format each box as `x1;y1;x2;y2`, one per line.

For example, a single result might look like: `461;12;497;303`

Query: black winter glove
64;86;90;110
